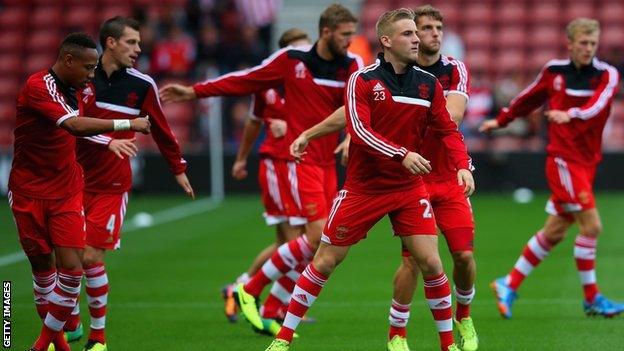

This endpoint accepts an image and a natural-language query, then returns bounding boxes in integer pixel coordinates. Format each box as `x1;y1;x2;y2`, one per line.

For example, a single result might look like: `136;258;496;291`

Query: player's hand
457;169;475;197
268;118;287;138
478;119;500;133
290;134;309;162
334;136;350;167
159;84;197;103
546;110;571;124
402;152;431;175
108;138;138;159
130;116;151;134
175;173;195;199
231;159;248;180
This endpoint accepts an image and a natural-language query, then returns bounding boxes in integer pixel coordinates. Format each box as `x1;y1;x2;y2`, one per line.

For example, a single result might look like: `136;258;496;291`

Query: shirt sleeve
428;81;472;171
345;73;408;161
249;92;266;121
567;65;620;120
448;59;470;100
142;84;188;175
27;78;78;126
496;65;551;127
193;49;287;98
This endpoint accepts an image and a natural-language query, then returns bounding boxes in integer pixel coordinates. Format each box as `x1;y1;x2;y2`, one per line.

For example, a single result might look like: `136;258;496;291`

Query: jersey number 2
419;199;432;218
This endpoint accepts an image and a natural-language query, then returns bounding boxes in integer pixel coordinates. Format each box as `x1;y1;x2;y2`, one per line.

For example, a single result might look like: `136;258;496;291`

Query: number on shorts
106;214;116;235
419;199;432;218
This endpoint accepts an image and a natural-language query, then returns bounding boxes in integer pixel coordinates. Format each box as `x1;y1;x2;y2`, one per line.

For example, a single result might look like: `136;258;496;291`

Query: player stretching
62;17;194;351
9;33;149;351
266;8;473;351
224;28;311;332
480;18;623;319
290;6;477;350
160;4;363;332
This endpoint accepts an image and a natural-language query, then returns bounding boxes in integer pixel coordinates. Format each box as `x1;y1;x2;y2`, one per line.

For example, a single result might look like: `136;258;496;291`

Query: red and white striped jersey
418;55;471;182
344;55;471;194
250;88;289;160
77;65;187;193
193;43;363;166
9;70;84;199
496;57;620;165
235;0;280;27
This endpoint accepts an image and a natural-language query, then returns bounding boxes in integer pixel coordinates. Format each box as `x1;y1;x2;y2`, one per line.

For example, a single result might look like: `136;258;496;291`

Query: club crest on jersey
553;75;563;91
126;92;139;107
418;84;430;99
295;62;306;79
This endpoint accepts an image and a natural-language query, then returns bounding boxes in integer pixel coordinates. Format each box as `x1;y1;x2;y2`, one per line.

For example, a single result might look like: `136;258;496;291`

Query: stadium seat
493;50;528;75
598;2;624;24
564;2;594;22
463;26;492;50
0;55;21;77
99;6;132;23
24;55;56;76
532;2;560;24
162;101;195;124
0;30;23;52
529;25;563;50
27;31;60;53
528;49;561;71
600;25;622;48
0;78;18;101
495;26;525;49
464;50;492;73
0;101;14;123
0;7;28;29
495;3;526;25
30;7;62;29
65;6;97;32
463;3;494;25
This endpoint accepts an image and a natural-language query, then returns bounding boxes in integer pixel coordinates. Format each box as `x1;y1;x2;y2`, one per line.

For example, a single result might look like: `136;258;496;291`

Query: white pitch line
0;197;221;267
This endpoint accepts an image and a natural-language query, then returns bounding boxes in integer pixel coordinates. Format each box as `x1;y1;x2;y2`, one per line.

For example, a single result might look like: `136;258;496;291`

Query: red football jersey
496;58;620;165
419;55;471;181
193;44;363;166
77;67;187;193
250;88;289;160
9;70;84;199
344;56;471;194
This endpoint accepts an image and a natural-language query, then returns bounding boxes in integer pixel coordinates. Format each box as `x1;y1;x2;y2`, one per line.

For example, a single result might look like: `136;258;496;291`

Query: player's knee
580;221;602;237
401;256;420;276
543;228;566;245
416;255;443;276
451;250;474;267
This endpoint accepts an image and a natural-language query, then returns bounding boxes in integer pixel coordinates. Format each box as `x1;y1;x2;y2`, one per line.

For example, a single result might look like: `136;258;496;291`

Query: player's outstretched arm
478;119;500;133
290;106;347;161
174;172;195;199
62;116;150;136
159;84;197;103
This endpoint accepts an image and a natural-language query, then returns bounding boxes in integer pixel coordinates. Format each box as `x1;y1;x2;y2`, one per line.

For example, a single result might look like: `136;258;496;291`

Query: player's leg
79;192;127;351
236;164;328;328
387;250;419;351
573;208;624;316
28;254;57;321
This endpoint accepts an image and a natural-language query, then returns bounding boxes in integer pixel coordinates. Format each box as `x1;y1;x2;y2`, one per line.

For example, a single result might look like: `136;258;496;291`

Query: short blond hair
566;18;600;41
414;4;444;23
376;8;415;38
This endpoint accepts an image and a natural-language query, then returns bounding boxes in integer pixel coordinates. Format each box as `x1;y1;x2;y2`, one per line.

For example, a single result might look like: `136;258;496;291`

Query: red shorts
401;179;475;255
322;185;436;246
258;158;306;226
9;190;86;257
84;191;129;250
545;156;596;221
290;163;337;223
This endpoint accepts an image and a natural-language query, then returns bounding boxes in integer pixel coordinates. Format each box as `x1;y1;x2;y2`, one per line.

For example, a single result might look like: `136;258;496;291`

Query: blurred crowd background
0;0;622;156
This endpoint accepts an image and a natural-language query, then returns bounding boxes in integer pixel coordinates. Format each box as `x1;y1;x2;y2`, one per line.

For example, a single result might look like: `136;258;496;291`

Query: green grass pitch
1;192;623;350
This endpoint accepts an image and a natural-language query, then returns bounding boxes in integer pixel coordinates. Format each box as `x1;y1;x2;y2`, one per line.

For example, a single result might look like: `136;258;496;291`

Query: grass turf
1;192;623;350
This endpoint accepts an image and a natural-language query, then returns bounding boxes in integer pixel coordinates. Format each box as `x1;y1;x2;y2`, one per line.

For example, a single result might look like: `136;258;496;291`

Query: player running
480;18;623;319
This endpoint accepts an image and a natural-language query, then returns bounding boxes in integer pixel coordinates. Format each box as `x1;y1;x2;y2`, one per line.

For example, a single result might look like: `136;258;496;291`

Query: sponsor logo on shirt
373;82;384;92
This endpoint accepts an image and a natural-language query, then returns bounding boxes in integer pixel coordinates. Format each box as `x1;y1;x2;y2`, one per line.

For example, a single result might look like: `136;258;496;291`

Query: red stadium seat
598;2;624;24
0;7;28;29
162;101;195;124
0;30;23;52
463;3;494;25
529;25;564;50
24;55;56;76
495;3;526;25
462;26;493;50
0;78;18;101
99;6;133;23
600;25;623;48
26;31;60;53
464;50;492;73
0;125;14;149
0;101;14;123
0;55;21;77
30;7;62;29
532;2;560;24
65;6;97;32
495;26;525;49
564;2;594;23
528;49;561;71
361;2;389;29
493;50;528;75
